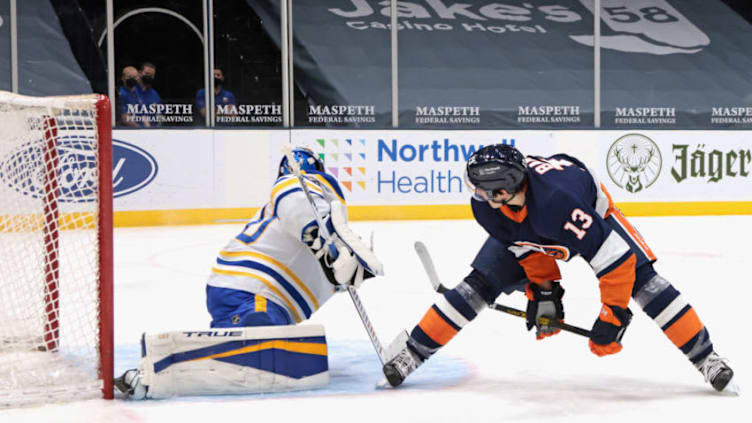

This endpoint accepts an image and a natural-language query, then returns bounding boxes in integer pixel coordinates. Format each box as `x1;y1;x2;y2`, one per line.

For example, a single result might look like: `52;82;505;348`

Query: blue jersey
196;88;236;111
118;85;162;127
472;154;656;308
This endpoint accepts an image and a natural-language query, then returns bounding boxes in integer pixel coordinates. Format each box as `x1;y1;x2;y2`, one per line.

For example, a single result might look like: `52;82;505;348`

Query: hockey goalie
115;147;382;399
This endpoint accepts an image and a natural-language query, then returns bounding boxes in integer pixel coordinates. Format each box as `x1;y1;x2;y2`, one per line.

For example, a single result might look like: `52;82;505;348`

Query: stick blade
414;241;442;292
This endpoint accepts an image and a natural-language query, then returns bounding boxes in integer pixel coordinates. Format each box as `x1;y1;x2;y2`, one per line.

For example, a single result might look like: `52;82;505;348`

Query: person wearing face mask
137;62;163;127
196;68;236;125
117;65;150;128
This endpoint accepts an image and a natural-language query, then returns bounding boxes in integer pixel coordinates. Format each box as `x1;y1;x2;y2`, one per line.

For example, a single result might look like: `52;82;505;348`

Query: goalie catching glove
303;201;383;288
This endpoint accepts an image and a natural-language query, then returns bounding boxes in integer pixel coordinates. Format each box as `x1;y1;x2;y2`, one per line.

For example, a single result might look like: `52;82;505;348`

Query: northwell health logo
312;137;368;193
309;137;515;195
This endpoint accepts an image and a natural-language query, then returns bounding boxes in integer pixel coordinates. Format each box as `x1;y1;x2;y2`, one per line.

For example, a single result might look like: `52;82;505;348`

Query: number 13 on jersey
563;208;593;240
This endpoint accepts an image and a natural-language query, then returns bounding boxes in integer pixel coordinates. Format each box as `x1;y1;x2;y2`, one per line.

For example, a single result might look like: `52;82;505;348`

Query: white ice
2;216;749;422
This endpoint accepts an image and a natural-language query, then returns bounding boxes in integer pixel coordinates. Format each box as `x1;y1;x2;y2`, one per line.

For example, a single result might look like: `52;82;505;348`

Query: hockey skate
696;352;740;395
383;346;423;387
114;368;148;400
382;331;424;387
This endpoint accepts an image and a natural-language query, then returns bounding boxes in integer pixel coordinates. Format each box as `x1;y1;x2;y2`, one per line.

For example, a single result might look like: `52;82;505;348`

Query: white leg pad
138;325;329;398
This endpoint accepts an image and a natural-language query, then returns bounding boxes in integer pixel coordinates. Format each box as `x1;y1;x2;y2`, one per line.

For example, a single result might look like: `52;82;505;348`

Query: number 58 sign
575;0;710;54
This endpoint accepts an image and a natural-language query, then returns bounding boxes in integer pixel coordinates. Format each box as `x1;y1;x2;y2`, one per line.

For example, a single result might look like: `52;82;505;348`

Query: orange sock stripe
417;307;459;346
663;308;704;348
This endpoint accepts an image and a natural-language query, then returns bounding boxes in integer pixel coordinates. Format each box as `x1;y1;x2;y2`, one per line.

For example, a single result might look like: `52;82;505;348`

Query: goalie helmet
464;144;528;201
278;147;325;177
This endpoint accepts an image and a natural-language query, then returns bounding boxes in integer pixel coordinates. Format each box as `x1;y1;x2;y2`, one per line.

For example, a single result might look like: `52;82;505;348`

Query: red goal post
0;91;113;406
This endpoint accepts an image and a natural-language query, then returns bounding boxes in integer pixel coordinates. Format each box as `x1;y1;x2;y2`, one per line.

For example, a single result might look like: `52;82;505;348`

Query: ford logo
112;139;158;198
0;138;157;202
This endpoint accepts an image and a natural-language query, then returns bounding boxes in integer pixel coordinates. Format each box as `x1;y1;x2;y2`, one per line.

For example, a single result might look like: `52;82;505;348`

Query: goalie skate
696;352;739;395
114;369;148;400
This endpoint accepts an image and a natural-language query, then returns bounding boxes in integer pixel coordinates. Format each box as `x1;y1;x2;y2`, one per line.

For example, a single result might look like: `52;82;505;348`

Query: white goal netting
0;92;112;406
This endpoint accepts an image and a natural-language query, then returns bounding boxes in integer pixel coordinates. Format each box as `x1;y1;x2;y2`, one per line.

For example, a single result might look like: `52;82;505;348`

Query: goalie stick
414;241;592;338
282;145;387;365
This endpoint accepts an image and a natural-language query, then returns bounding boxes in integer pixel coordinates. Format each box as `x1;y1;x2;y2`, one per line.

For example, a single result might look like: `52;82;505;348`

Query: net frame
0;91;113;405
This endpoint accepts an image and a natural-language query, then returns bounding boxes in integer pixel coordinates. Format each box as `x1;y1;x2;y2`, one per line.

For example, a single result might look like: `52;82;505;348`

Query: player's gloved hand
310;233;357;287
302;218;333;252
314;235;377;289
525;281;565;340
589;304;633;356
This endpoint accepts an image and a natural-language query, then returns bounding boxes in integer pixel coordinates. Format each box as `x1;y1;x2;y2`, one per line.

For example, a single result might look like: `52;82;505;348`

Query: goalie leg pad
138;325;329;398
329;201;384;276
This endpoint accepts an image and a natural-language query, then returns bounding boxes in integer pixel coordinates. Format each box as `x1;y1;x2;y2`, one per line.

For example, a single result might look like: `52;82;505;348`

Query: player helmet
278;147;325;177
464;144;528;202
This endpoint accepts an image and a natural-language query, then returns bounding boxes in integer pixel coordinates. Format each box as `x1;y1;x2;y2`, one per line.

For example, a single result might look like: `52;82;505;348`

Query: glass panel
212;0;283;127
16;0;102;96
600;0;752;129
0;0;9;91
395;0;594;129
113;0;204;128
248;0;391;128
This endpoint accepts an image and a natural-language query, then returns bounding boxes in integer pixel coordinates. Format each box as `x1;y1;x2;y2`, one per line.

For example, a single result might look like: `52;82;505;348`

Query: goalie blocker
116;325;329;399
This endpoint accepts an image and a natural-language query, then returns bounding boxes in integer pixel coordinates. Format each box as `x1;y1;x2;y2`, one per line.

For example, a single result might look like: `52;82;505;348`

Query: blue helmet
465;144;528;200
278;147;325;177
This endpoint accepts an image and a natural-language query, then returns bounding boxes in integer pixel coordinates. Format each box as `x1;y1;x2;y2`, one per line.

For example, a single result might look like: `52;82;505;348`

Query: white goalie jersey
207;172;347;323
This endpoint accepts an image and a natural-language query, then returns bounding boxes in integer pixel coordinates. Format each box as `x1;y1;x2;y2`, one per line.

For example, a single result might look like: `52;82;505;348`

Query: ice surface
2;216;748;422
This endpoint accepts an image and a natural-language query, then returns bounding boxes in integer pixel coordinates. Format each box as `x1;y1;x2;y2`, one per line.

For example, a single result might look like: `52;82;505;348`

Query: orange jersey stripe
499;205;528;223
519;252;562;283
664;308;704;348
417;307;459;346
600;183;616;217
598;253;636;308
611;209;656;261
601;183;656;261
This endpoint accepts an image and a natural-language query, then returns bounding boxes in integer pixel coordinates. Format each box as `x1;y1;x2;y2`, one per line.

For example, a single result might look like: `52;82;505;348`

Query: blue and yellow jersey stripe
309;172;345;203
218;250;320;311
236;207;276;245
210;266;304;323
270;176;326;215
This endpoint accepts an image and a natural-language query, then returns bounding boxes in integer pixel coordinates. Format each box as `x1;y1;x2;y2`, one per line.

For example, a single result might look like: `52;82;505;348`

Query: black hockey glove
589;304;633;356
525;281;565;340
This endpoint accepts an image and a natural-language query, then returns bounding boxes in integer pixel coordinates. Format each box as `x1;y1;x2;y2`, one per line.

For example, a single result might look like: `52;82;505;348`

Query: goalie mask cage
0;92;113;406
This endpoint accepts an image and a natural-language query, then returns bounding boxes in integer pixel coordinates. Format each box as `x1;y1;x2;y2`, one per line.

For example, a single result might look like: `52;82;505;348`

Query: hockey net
0;91;113;406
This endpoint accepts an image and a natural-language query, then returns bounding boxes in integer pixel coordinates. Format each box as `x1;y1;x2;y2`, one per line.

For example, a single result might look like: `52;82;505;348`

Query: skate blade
374;377;395;390
722;376;741;396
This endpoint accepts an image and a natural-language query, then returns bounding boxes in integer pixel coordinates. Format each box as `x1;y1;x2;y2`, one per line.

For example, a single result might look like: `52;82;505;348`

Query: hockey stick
282;145;387;365
414;241;592;338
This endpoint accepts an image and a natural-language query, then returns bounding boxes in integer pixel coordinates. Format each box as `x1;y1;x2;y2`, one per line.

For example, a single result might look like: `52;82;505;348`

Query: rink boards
103;129;752;226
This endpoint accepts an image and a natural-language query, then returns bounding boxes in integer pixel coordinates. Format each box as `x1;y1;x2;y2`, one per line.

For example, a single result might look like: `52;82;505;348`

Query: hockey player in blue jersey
383;144;738;394
115;147;380;399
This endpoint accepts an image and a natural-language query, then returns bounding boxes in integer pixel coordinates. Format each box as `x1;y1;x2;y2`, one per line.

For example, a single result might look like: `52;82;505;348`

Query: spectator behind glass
138;62;163;126
118;65;149;128
196;68;236;124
